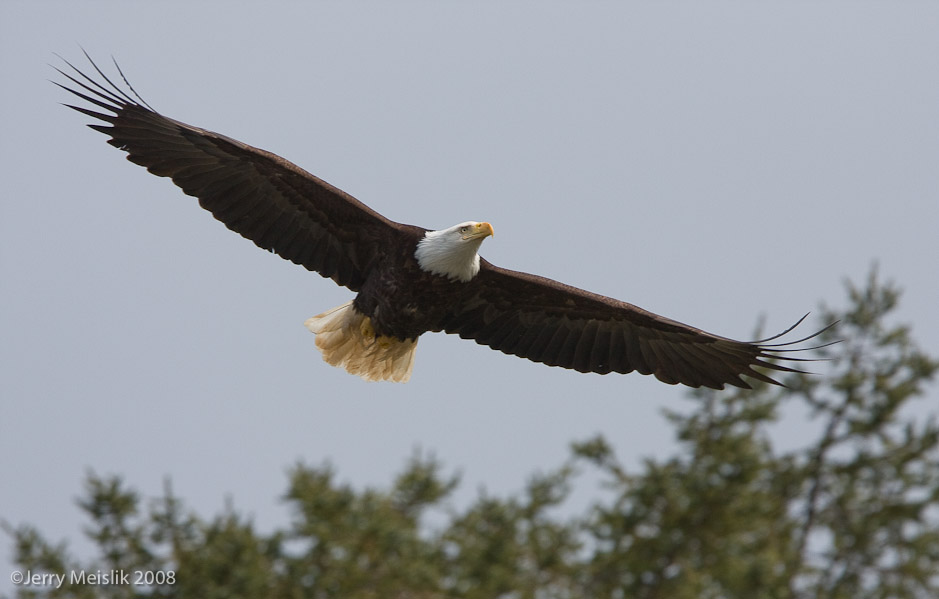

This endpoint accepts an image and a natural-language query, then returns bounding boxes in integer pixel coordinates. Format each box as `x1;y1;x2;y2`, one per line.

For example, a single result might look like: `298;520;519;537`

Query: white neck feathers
415;228;483;282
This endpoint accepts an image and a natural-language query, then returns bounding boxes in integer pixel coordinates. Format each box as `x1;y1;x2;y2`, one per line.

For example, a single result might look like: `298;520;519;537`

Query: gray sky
2;2;938;591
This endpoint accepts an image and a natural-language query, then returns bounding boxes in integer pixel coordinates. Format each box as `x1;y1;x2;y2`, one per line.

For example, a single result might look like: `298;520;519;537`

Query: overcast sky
2;2;938;592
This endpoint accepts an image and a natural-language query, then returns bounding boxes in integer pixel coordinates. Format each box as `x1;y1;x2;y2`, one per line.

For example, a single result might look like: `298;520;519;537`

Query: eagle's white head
415;221;494;282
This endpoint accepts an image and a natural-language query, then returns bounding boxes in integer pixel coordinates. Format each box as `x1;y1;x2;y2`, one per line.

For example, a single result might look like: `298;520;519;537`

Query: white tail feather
304;301;417;383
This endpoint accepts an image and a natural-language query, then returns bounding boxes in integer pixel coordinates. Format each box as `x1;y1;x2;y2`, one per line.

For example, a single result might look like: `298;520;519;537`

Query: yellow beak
475;222;494;239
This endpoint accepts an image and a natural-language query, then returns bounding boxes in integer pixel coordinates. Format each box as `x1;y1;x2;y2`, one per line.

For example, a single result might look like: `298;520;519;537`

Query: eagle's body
55;54;831;388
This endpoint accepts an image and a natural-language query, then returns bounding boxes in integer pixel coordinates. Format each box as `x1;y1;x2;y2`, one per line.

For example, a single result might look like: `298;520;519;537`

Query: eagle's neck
415;231;482;283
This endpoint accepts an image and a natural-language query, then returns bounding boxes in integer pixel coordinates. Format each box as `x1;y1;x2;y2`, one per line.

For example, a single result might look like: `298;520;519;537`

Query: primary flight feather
55;53;831;388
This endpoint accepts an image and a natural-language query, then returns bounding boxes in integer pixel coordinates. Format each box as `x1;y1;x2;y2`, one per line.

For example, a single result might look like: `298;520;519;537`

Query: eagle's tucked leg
304;301;417;383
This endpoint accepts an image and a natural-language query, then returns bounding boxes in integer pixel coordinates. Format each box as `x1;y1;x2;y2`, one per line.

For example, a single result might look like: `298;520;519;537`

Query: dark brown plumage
55;53;833;389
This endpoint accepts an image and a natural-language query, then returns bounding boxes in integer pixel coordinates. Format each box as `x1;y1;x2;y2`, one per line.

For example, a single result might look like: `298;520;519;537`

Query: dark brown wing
54;53;420;291
441;260;833;389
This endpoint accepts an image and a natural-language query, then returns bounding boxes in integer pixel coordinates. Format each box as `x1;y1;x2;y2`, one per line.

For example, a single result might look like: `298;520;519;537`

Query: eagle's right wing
55;52;421;291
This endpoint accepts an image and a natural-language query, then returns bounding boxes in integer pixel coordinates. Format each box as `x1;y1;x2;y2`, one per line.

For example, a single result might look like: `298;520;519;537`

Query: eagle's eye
460;226;469;234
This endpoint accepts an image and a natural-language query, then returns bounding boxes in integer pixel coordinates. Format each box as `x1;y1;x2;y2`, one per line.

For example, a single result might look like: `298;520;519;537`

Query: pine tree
6;268;938;598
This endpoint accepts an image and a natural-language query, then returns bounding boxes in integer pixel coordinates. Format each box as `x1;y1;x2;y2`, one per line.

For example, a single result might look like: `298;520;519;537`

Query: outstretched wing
442;261;834;389
54;52;420;291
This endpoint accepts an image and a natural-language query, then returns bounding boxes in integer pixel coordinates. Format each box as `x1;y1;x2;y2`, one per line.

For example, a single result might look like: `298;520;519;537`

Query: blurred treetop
6;268;938;599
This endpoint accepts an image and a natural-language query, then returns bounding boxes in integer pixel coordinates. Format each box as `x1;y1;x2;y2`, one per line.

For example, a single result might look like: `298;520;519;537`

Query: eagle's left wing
441;260;833;389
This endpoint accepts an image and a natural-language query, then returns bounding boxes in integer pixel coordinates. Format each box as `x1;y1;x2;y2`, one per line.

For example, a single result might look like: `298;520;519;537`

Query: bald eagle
54;54;832;389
